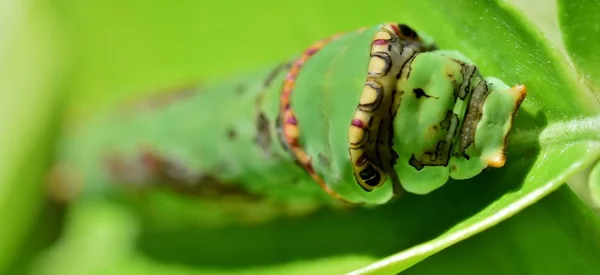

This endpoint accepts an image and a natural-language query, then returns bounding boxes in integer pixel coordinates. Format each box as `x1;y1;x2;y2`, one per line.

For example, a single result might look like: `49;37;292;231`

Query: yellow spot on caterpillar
360;84;379;105
348;125;365;144
374;31;392;41
287;125;299;138
355;111;370;123
368;57;387;75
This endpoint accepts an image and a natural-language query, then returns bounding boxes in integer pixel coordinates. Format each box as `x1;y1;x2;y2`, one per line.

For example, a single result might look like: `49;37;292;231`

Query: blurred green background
2;0;600;274
53;0;565;112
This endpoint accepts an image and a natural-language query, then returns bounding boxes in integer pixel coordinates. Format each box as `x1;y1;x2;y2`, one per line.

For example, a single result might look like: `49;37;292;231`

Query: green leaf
21;0;600;274
29;181;600;275
403;186;600;275
557;0;600;96
590;159;600;210
557;0;600;213
29;201;140;275
0;0;65;273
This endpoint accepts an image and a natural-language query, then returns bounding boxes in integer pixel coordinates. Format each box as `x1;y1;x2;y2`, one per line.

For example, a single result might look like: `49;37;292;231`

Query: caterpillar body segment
49;23;526;213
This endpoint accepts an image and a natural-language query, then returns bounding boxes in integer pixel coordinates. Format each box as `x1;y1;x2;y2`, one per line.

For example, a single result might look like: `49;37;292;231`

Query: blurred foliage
558;0;600;94
1;0;600;274
0;0;65;272
591;160;600;212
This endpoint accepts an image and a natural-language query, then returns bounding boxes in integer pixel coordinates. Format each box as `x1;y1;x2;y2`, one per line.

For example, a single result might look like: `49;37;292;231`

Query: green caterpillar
49;23;526;215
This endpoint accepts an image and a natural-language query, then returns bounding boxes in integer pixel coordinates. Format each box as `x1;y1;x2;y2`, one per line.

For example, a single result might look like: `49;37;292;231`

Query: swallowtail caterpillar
49;22;526;210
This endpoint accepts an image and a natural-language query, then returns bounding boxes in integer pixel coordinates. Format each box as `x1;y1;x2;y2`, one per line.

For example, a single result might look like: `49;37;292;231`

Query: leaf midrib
510;115;600;150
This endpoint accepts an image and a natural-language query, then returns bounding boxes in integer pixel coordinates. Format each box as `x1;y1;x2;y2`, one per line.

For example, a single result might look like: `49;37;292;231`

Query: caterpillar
48;23;526;217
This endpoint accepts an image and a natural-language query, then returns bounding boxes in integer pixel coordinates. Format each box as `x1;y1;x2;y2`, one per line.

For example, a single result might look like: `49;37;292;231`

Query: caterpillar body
49;23;526;220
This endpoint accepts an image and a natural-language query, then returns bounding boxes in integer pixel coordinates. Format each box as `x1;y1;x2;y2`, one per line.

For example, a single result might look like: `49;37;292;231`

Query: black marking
369;52;392;77
409;111;459;168
413;88;435;99
398;24;418;39
398;42;405;55
349;129;369;148
275;113;292;153
391;150;399;165
390;89;399;115
448;58;466;98
349;124;370;147
255;64;292;157
409;155;425;171
387;89;398;148
358;81;384;112
263;62;289;88
397;51;418;80
359;164;382;187
256;62;290;153
227;128;237;140
356;154;367;166
387;89;400;167
461;65;477;99
451;58;477;100
387;44;392;51
393;90;404;116
318;153;331;168
405;53;418;79
373;119;384;167
255;112;272;155
463;67;477;99
455;79;490;159
381;28;399;43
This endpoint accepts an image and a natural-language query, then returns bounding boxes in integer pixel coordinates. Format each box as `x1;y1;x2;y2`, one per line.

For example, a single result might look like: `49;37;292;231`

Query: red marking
140;150;164;172
390;24;401;36
278;24;404;202
278;33;349;202
351;119;365;128
347;23;402;190
286;116;297;125
373;39;388;45
305;48;318;55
